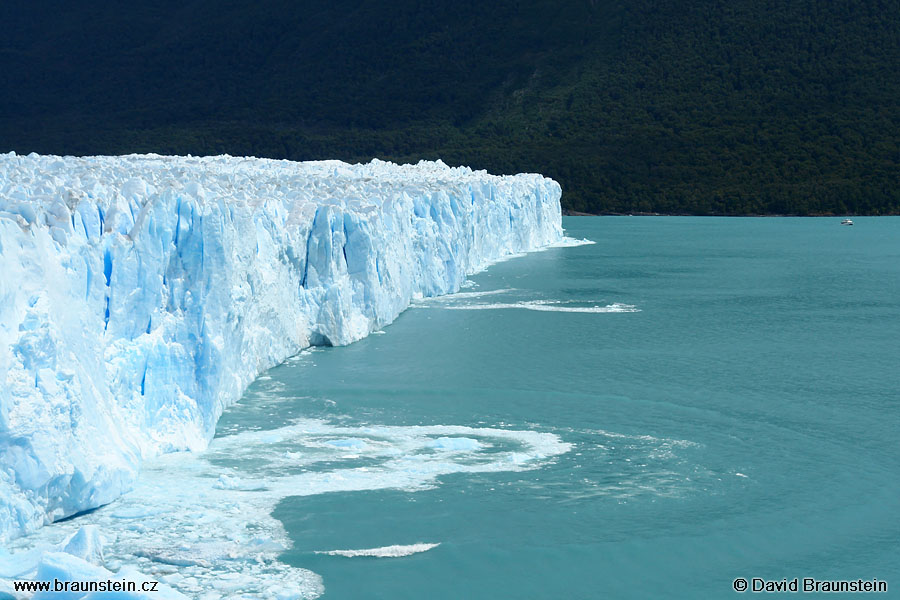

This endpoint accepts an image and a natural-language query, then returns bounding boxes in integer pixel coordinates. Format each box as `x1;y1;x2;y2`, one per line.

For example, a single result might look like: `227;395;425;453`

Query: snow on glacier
0;152;563;543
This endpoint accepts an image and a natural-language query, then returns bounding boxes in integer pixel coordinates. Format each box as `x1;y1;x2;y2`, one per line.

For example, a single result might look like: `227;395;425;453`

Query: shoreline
562;210;892;217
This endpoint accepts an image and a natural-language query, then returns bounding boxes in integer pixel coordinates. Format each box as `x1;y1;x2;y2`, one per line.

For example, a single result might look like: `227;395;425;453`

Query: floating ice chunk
0;526;103;581
33;552;111;598
109;507;166;520
0;545;45;579
212;474;267;491
426;437;483;451
60;526;104;564
29;552;189;599
325;438;368;449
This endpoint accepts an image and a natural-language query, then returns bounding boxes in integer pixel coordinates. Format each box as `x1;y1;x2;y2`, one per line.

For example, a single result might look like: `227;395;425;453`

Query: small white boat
841;219;853;226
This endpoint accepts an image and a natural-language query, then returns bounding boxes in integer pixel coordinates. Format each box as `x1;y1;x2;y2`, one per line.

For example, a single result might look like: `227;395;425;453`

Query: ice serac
0;153;563;540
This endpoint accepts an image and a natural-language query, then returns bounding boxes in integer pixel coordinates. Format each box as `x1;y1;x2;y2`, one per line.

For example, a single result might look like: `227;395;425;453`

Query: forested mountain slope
2;0;898;214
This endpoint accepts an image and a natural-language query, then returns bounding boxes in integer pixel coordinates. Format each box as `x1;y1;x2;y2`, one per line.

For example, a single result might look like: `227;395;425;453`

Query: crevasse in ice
0;153;562;541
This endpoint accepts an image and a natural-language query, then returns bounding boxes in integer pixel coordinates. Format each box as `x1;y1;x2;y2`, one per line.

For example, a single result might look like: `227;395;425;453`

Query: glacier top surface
1;152;549;213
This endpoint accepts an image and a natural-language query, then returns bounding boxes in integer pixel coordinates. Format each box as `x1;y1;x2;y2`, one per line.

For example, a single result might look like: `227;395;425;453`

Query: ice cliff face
0;153;562;541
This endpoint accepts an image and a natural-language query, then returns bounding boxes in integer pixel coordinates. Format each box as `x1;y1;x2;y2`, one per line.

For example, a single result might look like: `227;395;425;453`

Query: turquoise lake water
217;216;900;599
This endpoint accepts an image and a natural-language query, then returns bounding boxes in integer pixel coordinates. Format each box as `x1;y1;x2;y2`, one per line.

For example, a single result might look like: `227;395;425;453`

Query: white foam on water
471;251;528;269
450;288;516;299
444;300;640;313
325;437;369;449
285;347;322;364
418;288;515;302
4;418;571;599
552;426;709;502
315;543;440;558
413;281;638;314
546;236;596;248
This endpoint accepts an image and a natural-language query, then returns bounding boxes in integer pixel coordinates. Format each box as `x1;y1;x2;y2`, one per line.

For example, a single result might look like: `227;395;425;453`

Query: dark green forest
2;0;899;215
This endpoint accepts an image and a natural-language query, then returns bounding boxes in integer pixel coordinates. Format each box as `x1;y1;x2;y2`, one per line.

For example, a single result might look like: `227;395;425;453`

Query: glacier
0;152;563;544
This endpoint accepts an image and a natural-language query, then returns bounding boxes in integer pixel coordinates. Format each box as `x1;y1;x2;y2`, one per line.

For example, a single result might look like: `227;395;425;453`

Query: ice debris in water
0;525;191;599
2;418;571;599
